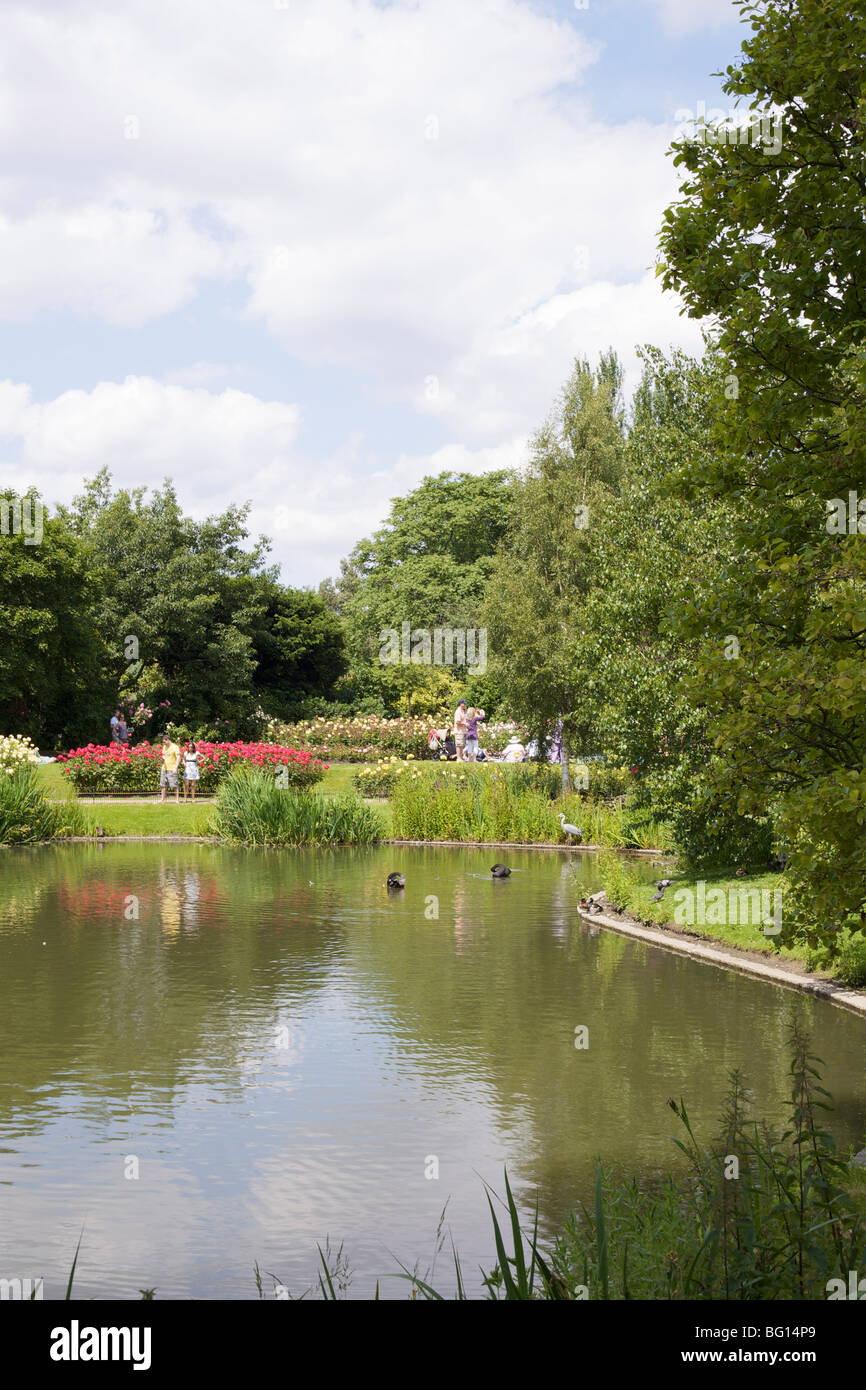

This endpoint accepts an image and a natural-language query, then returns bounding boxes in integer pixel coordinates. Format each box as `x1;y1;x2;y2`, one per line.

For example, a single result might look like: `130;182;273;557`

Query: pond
1;842;864;1299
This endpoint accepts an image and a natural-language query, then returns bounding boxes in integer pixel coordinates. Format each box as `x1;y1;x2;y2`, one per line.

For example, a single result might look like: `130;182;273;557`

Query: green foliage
554;1029;866;1299
390;769;583;842
657;0;866;946
211;766;382;846
803;929;866;988
40;470;346;744
596;851;642;912
329;471;516;713
0;767;89;843
0;492;112;746
484;355;625;759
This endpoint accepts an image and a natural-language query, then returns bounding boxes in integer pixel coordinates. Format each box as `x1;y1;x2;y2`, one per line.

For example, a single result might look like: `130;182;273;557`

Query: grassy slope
615;868;805;963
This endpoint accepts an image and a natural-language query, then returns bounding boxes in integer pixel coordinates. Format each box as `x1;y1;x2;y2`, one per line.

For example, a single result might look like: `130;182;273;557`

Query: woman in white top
183;743;201;801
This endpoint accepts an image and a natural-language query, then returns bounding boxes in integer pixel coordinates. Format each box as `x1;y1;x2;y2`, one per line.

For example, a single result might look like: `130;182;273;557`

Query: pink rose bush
57;741;327;795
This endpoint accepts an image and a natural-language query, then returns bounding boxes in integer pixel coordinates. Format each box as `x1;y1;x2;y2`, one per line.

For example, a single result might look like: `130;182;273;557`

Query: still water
1;843;864;1299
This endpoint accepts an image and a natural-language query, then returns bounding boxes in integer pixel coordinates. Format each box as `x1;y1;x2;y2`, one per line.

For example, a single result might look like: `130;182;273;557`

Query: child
464;707;485;762
183;742;201;801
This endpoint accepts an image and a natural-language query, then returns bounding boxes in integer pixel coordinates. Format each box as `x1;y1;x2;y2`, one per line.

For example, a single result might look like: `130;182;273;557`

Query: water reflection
0;842;863;1300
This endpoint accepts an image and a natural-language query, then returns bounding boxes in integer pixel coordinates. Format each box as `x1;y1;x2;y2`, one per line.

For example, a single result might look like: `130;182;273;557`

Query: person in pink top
464;707;486;762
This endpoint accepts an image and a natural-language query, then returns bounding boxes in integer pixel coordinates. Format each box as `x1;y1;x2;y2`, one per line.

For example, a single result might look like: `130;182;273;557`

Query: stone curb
577;903;866;1018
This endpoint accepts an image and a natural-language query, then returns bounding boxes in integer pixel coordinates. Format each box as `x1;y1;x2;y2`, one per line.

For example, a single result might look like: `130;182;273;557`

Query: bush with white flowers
0;734;40;778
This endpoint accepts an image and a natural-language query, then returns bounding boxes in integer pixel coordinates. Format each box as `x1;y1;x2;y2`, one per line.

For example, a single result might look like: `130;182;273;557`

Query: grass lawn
621;869;804;963
80;801;215;836
36;762;73;799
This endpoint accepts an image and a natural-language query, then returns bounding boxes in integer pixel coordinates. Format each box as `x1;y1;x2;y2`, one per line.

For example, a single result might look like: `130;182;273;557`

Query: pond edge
578;902;866;1018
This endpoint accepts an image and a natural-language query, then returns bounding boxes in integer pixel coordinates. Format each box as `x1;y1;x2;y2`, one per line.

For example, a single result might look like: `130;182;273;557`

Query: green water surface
0;842;863;1299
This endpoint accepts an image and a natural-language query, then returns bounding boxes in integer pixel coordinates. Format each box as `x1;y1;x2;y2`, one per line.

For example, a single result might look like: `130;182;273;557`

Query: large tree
330;470;516;713
657;0;866;943
60;471;346;736
484;352;625;772
0;491;111;747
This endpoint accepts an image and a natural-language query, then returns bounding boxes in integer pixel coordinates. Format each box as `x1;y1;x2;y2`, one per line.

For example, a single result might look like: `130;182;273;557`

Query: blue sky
0;0;744;586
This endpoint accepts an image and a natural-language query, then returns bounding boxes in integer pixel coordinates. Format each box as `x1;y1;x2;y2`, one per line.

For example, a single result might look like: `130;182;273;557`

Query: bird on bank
491;864;511;878
558;814;583;845
386;872;405;889
649;878;674;903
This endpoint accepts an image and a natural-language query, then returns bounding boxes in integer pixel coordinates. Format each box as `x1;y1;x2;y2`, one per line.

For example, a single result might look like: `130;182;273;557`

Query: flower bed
57;742;326;795
266;714;430;761
266;714;532;762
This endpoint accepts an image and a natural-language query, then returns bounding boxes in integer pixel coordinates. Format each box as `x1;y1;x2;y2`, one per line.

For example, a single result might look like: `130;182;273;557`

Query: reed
0;767;90;844
211;766;383;846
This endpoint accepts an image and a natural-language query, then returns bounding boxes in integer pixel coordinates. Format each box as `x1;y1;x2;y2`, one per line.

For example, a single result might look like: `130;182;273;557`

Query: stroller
428;727;457;760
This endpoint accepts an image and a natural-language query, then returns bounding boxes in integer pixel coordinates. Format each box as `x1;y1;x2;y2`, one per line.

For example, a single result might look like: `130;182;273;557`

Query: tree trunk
560;736;571;794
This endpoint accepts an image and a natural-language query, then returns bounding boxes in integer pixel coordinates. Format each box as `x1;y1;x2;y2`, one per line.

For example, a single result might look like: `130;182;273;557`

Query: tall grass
212;766;383;845
391;773;561;842
0;767;90;844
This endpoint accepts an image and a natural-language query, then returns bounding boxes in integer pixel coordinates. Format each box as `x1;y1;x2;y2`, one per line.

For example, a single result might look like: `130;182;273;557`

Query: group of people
109;711;202;801
109;709;129;745
158;735;202;802
426;703;530;763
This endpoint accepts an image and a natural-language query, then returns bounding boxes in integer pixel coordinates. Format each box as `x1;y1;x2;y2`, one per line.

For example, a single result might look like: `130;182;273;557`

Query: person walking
464;707;486;762
182;742;201;801
110;708;122;742
453;699;468;762
159;734;181;803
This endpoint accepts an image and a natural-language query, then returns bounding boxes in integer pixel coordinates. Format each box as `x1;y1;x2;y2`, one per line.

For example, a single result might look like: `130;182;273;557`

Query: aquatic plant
211;765;382;845
0;766;89;844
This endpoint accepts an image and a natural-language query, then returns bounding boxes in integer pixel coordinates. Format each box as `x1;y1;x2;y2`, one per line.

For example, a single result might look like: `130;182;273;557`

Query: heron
490;864;511;878
559;813;583;845
386;872;405;889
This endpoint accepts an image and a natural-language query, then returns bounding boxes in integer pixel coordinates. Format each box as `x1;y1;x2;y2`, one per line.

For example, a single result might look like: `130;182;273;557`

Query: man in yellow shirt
159;735;181;803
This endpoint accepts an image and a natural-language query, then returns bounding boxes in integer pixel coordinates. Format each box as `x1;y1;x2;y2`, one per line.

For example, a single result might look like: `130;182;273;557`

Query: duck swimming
386;872;405;889
490;864;511;878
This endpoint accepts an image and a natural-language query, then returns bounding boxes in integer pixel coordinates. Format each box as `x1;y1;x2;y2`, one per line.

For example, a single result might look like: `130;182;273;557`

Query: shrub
0;767;89;843
354;759;562;802
391;770;560;842
267;714;430;761
267;715;532;762
212;766;382;845
0;734;41;776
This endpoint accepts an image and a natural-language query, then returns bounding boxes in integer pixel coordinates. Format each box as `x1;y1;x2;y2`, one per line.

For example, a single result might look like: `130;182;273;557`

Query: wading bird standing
558;813;583;845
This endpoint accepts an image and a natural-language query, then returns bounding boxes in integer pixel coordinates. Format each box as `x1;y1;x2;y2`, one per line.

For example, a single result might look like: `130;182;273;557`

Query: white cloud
642;0;740;36
0;375;300;521
0;3;702;414
0;1;720;580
